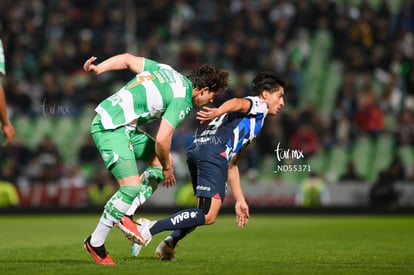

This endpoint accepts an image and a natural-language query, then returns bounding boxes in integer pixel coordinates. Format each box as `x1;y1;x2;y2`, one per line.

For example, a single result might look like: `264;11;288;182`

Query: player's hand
83;56;98;73
162;155;175;187
235;200;250;228
1;122;15;146
196;106;220;124
162;167;176;187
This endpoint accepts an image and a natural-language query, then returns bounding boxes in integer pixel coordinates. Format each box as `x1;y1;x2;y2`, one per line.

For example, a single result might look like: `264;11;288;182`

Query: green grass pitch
0;214;413;275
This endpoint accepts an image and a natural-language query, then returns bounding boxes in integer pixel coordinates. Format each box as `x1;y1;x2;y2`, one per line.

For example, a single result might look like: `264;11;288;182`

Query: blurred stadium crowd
0;0;414;203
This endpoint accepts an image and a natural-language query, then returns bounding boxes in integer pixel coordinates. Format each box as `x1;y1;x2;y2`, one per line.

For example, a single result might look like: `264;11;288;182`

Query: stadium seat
79;106;95;135
280;169;303;185
368;133;394;182
398;145;414;172
12;116;34;144
30;117;56;148
337;0;404;13
308;149;327;175
325;145;349;182
351;135;375;181
384;114;397;132
311;29;332;54
258;156;277;181
300;29;333;109
320;61;343;121
54;117;80;163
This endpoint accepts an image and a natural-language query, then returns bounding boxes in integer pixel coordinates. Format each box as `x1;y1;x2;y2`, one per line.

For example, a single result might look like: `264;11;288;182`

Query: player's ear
261;90;270;99
200;87;209;95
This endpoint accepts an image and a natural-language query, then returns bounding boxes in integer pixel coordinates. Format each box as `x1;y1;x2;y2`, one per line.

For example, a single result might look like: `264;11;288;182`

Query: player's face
194;89;216;107
265;88;285;115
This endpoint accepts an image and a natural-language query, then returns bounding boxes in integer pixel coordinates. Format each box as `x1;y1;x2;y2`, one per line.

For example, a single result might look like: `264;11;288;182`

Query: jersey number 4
127;75;156;89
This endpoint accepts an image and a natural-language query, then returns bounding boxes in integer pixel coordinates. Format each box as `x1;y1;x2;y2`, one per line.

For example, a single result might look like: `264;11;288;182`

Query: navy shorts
186;143;228;201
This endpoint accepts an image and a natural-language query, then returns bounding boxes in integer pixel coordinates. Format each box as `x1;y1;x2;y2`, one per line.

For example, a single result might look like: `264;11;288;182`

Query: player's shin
150;208;205;235
125;166;163;216
170;227;196;246
101;185;142;226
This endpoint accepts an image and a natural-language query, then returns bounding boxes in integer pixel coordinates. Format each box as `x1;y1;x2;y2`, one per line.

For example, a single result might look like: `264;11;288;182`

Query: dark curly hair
251;71;285;96
187;64;229;94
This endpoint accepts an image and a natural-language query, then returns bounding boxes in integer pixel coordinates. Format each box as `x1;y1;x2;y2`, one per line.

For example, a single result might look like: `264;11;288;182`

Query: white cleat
131;242;143;257
155;236;176;261
137;218;154;246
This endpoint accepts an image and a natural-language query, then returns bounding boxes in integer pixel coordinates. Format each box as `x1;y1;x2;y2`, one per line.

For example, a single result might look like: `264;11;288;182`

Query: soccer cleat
131;242;143;257
155;236;176;261
130;218;154;257
83;236;115;265
137;217;154;246
118;216;145;245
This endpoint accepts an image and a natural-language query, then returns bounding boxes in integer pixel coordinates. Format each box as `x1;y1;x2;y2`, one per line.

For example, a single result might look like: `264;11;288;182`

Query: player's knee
198;197;211;214
197;197;219;225
204;213;217;225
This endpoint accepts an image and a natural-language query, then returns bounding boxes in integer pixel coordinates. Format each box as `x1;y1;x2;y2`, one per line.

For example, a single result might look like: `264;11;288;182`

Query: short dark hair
251;71;285;96
187;64;229;94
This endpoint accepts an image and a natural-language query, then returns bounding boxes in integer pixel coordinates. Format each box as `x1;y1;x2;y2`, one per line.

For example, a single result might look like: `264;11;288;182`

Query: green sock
143;166;163;191
125;167;163;216
101;185;142;226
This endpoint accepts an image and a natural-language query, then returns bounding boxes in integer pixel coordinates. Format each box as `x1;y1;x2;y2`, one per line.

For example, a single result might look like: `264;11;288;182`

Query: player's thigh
130;129;156;163
92;127;138;177
208;197;222;222
187;146;228;201
198;196;222;224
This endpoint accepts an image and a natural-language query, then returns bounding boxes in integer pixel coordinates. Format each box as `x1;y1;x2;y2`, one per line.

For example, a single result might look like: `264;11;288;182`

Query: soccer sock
92;185;142;246
149;208;205;235
125;166;163;216
170;228;196;247
90;223;111;247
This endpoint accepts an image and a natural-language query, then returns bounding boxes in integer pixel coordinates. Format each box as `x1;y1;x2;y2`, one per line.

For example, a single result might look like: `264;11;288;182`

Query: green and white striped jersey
95;58;193;130
0;39;5;76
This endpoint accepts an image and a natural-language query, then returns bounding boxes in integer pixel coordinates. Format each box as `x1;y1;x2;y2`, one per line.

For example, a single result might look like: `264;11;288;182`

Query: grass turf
0;214;413;275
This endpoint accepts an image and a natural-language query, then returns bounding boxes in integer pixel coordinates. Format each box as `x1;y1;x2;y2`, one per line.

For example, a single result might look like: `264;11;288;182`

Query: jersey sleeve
0;39;5;76
142;58;160;71
245;96;268;116
143;58;174;73
162;98;193;128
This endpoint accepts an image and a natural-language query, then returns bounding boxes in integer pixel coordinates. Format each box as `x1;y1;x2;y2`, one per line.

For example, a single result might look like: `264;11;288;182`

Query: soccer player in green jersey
0;38;15;146
82;53;229;265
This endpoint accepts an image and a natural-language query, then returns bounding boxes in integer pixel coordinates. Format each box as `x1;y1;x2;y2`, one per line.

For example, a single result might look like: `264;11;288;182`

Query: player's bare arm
83;53;144;75
0;84;14;145
228;160;250;228
197;98;252;123
155;118;176;186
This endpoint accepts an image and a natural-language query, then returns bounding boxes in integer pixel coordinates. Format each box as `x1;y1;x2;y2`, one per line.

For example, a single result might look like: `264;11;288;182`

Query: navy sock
150;208;205;235
170;228;196;247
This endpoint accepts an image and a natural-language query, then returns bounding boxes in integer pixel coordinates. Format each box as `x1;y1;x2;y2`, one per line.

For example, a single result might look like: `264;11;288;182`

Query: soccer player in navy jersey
130;71;285;260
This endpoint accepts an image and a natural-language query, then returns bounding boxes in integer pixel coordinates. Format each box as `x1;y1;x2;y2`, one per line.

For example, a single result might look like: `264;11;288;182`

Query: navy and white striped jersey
193;96;268;162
